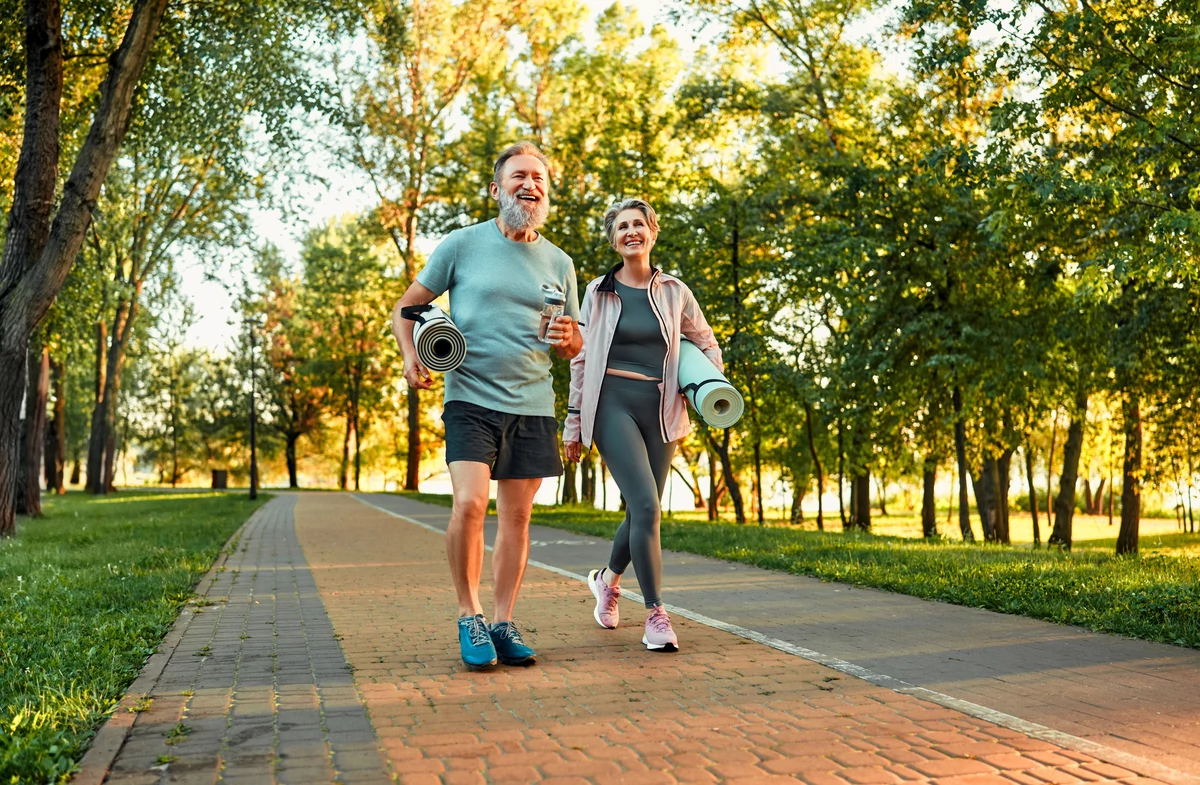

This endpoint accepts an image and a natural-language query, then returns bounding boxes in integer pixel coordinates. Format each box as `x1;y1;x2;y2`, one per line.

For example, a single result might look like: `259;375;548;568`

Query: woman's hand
564;440;584;463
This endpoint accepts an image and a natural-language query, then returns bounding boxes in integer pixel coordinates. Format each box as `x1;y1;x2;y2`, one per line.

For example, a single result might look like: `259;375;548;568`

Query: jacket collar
597;261;663;293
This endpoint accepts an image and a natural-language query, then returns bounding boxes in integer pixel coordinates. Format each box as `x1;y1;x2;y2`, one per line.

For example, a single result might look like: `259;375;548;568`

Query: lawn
391;491;1200;649
0;490;266;784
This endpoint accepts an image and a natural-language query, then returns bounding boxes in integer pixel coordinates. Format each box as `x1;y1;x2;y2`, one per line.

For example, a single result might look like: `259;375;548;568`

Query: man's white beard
498;189;549;232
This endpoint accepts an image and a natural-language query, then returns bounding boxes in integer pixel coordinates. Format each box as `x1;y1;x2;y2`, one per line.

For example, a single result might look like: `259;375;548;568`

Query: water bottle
538;285;566;344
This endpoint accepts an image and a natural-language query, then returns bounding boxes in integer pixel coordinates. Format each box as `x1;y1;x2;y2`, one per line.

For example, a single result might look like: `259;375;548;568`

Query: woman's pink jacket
564;264;723;449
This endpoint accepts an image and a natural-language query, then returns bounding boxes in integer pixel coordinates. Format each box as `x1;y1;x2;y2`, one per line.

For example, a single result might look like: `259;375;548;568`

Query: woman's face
612;208;655;260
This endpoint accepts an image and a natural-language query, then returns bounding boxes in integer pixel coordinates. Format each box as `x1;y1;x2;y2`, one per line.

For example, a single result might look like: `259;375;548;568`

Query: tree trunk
712;428;745;523
0;0;169;533
790;479;805;525
1025;445;1040;546
1083;478;1094;516
921;457;938;538
753;439;764;524
1049;392;1088;550
88;296;134;494
69;459;80;485
1046;409;1059;520
875;476;888;516
952;386;974;542
803;402;824;531
45;354;64;493
581;452;596;504
353;406;362;492
103;426;117;492
707;445;718;521
562;456;578;504
995;451;1011;544
340;413;351;490
973;462;997;541
1116;396;1141;555
20;345;50;516
286;432;299;488
1090;478;1105;516
405;387;420;491
836;420;847;529
848;471;871;531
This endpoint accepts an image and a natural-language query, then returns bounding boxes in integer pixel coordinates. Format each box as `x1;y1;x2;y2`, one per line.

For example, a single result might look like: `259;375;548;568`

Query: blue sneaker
489;621;536;666
457;614;497;671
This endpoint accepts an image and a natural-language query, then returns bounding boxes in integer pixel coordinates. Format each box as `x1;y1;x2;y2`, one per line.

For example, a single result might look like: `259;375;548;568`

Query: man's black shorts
442;401;563;480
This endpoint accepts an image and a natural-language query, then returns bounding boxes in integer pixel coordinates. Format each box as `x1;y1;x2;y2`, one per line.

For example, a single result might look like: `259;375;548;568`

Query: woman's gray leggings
593;374;676;608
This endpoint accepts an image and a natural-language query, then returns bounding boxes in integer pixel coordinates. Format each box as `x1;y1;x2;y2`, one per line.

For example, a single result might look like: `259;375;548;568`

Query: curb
71;505;262;785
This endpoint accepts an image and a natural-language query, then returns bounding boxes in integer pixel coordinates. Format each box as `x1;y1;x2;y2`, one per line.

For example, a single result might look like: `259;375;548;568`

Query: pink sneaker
588;568;620;629
643;606;678;652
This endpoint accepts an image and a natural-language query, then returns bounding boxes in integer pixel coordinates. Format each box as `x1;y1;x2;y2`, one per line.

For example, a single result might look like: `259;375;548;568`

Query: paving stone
293;493;1186;785
99;497;389;784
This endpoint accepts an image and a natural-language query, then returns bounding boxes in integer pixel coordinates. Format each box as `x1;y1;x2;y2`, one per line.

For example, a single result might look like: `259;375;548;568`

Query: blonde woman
563;199;722;651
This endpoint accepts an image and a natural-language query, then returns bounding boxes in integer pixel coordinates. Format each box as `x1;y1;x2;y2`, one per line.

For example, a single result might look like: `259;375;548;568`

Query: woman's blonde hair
603;199;659;247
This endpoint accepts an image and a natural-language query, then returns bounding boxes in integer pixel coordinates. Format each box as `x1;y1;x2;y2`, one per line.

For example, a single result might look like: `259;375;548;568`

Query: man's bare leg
492;477;542;623
447;461;493;619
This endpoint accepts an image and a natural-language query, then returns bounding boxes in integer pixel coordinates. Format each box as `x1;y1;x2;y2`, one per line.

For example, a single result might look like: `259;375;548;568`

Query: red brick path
293;494;1170;785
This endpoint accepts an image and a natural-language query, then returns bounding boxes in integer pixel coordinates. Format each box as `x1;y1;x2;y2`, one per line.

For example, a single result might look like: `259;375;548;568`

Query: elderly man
392;141;582;671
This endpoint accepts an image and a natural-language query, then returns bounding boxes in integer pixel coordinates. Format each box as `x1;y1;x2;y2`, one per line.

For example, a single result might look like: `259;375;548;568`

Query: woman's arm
679;287;723;372
563;287;591;451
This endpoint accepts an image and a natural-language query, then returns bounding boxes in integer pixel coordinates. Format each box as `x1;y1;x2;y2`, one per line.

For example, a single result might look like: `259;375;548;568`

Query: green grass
0;490;266;784
392;491;1200;649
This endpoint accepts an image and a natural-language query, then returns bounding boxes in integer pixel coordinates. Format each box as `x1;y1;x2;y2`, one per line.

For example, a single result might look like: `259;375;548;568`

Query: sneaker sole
463;658;498;671
642;635;678;653
588;570;617;629
498;654;537;667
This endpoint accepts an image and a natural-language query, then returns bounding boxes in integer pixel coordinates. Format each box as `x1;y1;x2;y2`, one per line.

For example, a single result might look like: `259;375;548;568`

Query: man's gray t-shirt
416;220;580;417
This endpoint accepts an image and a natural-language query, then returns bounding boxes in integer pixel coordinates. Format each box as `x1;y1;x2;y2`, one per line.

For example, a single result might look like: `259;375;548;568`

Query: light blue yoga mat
678;340;744;428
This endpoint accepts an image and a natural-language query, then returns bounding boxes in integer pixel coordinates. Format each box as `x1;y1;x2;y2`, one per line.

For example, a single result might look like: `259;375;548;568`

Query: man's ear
488;181;500;201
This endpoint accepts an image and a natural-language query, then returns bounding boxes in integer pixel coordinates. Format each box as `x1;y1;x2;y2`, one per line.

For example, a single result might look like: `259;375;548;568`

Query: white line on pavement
349;493;1198;785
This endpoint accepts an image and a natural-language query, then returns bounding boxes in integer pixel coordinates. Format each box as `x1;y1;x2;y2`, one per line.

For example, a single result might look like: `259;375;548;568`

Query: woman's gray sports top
607;279;667;378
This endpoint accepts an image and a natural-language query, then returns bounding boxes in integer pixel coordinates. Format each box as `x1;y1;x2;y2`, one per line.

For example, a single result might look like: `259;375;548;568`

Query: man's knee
451;495;489;526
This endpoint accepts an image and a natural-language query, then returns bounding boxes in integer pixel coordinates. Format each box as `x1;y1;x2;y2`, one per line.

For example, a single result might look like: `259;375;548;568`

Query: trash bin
211;469;228;489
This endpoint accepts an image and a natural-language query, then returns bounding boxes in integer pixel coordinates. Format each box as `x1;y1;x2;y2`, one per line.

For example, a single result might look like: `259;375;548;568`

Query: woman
563;198;722;652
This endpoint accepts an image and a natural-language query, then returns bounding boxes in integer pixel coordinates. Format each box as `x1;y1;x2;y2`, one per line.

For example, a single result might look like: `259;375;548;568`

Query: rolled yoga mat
678;340;744;428
401;304;467;373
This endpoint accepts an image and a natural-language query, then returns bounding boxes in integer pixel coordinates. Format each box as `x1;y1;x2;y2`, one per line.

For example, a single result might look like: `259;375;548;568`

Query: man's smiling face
493;154;550;231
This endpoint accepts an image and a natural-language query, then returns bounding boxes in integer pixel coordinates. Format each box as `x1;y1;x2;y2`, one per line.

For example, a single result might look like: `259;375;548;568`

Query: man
392;141;582;671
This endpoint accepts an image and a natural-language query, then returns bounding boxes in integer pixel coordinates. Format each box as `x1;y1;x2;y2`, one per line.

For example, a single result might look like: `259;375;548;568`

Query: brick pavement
88;495;390;785
291;492;1181;785
355;492;1200;784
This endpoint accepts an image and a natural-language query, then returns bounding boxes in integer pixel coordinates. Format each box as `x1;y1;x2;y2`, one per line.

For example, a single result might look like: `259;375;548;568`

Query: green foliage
0;490;266;783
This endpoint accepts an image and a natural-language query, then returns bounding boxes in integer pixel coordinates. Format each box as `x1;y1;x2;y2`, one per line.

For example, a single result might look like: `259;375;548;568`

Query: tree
300;217;400;490
332;0;514;491
0;0;170;534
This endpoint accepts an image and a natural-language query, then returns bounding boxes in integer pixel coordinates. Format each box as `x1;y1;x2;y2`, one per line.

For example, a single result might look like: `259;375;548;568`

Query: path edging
71;503;264;785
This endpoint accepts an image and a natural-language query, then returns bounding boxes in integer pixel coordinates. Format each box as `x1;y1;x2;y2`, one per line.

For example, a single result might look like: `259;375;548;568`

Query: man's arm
392;281;438;390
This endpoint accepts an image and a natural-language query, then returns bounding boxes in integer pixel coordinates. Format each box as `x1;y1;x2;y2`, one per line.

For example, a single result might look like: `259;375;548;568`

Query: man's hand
564;440;584;463
549;315;582;359
404;358;434;390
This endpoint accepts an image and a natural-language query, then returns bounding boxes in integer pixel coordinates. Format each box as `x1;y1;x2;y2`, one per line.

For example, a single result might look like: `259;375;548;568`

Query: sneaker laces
493;621;525;645
598;570;621;612
466;615;491;647
647;607;672;633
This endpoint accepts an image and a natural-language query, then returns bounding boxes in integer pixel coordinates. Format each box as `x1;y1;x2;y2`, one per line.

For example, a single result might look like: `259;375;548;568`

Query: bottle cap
541;284;565;305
